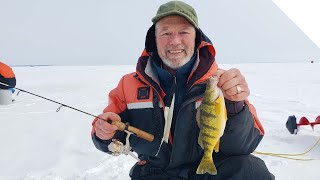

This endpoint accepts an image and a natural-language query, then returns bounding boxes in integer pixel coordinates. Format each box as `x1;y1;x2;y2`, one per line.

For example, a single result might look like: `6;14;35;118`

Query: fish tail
198;133;204;149
196;154;217;175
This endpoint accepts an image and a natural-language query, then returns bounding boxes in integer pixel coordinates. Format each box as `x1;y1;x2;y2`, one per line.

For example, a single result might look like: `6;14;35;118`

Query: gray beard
162;57;192;70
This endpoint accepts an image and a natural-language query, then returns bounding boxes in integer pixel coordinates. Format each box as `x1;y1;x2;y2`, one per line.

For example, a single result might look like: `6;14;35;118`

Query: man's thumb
213;69;225;78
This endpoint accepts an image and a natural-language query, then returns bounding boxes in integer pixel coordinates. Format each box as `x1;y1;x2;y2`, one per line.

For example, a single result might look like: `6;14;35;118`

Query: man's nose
169;34;182;45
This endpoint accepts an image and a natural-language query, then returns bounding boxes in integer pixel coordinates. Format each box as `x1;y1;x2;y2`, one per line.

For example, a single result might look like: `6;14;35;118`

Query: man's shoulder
121;72;138;82
120;73;153;95
120;72;147;86
122;72;136;78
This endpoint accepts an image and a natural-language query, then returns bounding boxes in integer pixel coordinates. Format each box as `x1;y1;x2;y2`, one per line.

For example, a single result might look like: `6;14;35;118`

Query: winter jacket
91;26;265;179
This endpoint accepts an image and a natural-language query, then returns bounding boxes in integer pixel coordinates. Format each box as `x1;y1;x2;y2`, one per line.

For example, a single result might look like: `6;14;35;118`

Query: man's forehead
155;15;195;31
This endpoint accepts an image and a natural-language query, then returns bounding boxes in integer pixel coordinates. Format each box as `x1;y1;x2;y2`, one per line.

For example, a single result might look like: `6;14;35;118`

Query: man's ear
145;25;157;53
195;28;202;50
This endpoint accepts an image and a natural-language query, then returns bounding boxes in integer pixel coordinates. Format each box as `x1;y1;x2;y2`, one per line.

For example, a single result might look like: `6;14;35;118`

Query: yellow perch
196;77;228;175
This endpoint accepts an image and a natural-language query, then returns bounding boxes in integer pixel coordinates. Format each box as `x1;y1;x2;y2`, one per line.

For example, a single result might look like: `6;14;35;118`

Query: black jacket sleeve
220;105;264;155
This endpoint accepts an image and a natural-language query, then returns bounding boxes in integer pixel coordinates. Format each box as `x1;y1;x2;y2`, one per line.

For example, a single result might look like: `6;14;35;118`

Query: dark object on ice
286;115;298;134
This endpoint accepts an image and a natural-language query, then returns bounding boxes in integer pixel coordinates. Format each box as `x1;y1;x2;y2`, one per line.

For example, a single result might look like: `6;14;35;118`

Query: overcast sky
272;0;320;49
1;0;320;66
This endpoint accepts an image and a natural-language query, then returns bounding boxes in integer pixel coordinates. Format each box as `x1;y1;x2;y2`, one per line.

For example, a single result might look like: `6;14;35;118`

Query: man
92;1;274;179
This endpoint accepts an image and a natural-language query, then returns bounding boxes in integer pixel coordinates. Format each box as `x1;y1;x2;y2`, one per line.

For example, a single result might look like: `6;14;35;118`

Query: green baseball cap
152;1;199;29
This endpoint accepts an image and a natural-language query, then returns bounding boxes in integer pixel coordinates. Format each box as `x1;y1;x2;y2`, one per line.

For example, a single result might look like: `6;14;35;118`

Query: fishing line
254;136;320;161
0;81;108;118
0;81;154;142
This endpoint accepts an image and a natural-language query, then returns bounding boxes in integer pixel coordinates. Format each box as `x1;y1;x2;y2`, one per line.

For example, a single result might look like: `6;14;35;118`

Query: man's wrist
225;99;245;116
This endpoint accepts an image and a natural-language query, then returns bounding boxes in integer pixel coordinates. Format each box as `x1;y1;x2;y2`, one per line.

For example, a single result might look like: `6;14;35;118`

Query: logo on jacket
137;87;150;100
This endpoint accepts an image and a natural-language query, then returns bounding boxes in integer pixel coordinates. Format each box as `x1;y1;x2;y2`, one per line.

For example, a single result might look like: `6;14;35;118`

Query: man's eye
161;32;171;36
180;31;190;35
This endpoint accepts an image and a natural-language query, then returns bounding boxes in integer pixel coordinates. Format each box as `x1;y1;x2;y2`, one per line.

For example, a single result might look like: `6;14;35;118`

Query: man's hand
213;68;250;101
94;112;121;140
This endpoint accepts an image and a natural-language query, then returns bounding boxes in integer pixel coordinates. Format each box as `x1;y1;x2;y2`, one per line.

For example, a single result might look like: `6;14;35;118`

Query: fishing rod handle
111;121;154;142
127;125;154;142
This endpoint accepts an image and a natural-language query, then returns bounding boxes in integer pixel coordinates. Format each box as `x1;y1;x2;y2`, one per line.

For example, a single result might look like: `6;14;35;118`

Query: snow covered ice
1;62;320;180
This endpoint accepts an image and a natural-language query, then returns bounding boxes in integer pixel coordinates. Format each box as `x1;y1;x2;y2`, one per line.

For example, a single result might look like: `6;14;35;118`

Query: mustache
165;46;185;50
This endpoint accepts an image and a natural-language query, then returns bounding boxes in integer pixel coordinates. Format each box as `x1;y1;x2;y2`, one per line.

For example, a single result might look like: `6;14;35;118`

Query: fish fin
214;140;220;153
196;155;217;175
198;132;204;149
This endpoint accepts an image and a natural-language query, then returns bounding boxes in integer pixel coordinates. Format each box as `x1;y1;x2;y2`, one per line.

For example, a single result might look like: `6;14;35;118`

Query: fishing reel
108;139;127;156
286;115;320;134
108;131;133;156
107;131;140;161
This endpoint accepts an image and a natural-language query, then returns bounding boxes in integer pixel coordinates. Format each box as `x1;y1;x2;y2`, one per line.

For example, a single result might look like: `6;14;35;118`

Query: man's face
155;15;196;70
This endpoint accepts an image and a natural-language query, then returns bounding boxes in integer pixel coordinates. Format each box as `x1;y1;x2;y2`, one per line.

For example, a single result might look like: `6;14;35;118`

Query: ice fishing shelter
0;62;16;105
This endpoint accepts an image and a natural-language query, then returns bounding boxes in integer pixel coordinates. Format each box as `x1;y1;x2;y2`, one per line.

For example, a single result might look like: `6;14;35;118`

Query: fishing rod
0;81;154;142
